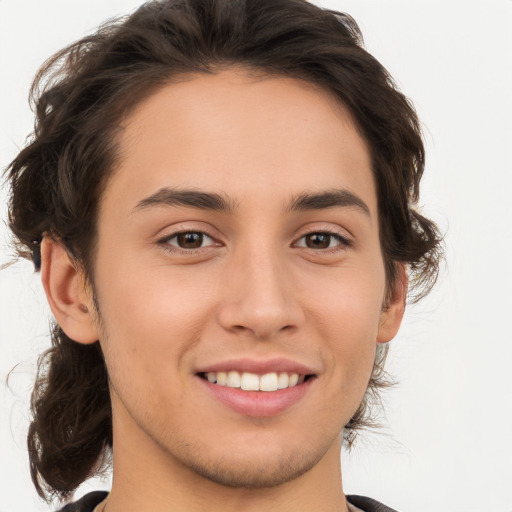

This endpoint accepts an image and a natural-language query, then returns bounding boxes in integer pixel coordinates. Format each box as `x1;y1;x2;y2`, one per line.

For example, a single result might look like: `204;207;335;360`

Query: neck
106;412;349;512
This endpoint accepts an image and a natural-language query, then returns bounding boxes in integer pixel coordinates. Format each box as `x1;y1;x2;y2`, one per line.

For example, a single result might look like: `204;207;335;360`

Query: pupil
306;233;330;249
178;232;203;248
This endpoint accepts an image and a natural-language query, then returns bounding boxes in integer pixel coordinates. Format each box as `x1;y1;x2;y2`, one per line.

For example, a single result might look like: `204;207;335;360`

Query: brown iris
304;233;332;249
176;232;204;249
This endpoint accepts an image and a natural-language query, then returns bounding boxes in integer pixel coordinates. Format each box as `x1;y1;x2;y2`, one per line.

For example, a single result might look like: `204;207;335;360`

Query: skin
42;68;405;512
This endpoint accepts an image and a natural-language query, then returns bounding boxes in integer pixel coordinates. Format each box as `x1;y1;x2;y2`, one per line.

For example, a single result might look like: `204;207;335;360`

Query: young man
5;1;441;511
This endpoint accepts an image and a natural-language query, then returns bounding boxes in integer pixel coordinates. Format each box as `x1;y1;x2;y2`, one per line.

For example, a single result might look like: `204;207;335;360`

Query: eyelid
155;221;220;241
165;231;215;247
292;227;353;251
154;223;352;255
156;225;222;254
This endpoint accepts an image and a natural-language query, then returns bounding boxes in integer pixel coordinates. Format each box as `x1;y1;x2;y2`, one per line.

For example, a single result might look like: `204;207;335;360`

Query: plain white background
0;1;511;511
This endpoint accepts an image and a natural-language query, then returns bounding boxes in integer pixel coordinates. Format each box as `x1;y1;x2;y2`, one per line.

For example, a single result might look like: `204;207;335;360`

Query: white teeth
241;372;260;391
227;371;241;388
205;371;304;391
260;372;278;392
277;372;289;389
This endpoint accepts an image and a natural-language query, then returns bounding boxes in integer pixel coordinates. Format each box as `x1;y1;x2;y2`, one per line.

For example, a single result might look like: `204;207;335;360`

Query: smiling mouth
199;371;314;392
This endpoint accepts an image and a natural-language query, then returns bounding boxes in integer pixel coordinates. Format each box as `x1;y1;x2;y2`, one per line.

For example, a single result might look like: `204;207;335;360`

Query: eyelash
158;229;352;255
294;230;352;253
158;231;218;255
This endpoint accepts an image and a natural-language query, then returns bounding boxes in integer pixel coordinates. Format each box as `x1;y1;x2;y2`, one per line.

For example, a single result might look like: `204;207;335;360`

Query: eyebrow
133;187;370;217
133;188;237;214
287;189;370;216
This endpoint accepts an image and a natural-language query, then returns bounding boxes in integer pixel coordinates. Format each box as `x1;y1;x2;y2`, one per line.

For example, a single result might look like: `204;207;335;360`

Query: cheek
93;256;217;387
306;264;386;389
97;248;215;323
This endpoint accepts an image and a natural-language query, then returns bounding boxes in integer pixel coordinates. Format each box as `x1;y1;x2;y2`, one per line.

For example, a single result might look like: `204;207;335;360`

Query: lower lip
198;376;314;417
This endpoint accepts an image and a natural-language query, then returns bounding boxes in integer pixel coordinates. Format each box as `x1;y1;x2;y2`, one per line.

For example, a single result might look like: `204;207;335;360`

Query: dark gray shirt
57;491;399;512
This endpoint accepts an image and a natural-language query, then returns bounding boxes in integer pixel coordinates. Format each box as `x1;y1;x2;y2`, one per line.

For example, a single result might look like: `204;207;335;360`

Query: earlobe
377;264;408;344
40;237;99;344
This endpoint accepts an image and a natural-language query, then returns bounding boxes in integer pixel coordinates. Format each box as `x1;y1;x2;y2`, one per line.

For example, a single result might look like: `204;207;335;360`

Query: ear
377;264;407;344
40;237;99;344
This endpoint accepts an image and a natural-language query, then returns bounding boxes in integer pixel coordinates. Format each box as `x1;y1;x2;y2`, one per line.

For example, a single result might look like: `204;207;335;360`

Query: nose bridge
217;236;303;338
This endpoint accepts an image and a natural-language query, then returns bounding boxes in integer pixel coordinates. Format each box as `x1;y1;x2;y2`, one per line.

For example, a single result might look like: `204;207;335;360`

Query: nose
216;246;305;340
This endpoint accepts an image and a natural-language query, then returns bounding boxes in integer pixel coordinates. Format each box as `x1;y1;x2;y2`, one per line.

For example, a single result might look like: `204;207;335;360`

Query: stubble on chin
152;430;335;490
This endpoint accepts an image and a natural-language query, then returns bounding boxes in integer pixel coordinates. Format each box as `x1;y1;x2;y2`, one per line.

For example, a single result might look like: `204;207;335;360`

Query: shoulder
56;492;397;512
56;491;109;512
347;494;399;512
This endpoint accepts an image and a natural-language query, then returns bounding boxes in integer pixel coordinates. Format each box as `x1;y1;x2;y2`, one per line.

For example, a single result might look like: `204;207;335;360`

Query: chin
176;445;323;489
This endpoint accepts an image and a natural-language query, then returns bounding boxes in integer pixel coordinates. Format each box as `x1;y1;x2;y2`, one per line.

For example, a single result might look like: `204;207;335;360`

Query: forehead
105;68;376;217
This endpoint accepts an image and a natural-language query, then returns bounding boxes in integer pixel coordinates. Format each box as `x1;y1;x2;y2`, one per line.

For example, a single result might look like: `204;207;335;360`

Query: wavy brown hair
5;0;442;502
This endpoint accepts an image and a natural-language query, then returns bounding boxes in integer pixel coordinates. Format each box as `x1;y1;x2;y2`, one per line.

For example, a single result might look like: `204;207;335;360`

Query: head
6;0;442;502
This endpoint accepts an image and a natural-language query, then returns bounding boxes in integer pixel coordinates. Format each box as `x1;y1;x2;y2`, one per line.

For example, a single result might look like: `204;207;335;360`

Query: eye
295;232;350;250
163;231;216;250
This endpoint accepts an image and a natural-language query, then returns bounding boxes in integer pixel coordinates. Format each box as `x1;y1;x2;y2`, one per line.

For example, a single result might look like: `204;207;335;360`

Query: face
88;68;401;487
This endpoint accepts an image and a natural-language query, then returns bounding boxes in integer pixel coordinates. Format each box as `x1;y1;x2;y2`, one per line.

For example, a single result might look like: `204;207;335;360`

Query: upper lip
196;357;319;376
